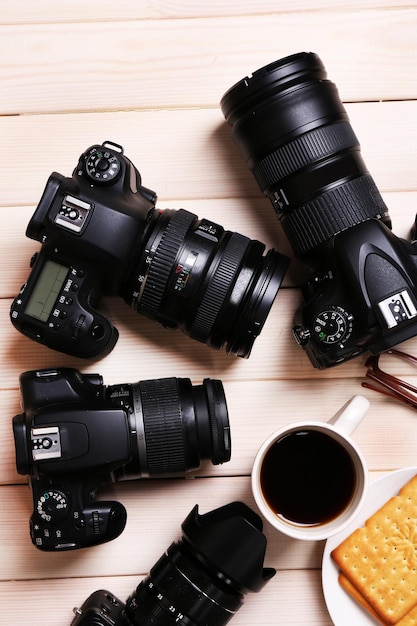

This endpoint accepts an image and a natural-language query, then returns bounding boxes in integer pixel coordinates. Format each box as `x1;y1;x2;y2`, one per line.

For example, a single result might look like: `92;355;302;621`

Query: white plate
322;466;417;626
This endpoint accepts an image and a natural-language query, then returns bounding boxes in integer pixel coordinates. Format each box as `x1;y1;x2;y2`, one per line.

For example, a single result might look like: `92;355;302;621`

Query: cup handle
327;395;370;436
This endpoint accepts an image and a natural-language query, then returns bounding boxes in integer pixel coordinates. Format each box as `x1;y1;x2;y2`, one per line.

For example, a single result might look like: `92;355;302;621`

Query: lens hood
220;52;326;125
181;502;276;592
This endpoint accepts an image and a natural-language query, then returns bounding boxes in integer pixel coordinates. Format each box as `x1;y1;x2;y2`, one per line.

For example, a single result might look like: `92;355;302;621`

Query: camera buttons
74;516;86;531
85;149;121;183
36;489;69;523
21;323;44;340
91;323;105;340
72;314;85;339
313;306;353;346
293;325;311;347
30;252;38;267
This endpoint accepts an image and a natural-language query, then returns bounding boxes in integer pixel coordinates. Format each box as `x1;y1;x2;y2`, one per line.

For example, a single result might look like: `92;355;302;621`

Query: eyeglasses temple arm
362;377;417;408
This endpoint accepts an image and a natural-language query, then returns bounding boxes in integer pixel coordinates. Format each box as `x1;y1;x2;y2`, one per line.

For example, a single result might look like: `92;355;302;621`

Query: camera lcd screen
25;260;69;322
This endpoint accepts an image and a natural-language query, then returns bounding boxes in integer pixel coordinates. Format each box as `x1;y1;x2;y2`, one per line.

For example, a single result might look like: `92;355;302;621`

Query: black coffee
260;429;356;526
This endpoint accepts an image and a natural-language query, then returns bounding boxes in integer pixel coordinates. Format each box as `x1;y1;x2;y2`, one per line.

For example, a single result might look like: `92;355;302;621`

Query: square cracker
331;474;417;625
339;573;417;625
339;573;387;624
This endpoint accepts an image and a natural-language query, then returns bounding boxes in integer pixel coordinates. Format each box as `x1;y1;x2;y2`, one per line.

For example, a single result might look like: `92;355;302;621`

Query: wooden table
1;2;417;624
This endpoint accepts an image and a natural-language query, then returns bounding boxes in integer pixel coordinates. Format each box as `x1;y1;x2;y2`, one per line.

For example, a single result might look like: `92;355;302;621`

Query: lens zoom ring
139;378;186;474
139;209;196;316
190;232;249;342
282;175;389;257
252;121;358;192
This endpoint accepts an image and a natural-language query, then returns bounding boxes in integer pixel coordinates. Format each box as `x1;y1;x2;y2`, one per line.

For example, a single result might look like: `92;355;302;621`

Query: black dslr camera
13;368;230;551
70;502;275;626
10;141;289;359
221;52;417;368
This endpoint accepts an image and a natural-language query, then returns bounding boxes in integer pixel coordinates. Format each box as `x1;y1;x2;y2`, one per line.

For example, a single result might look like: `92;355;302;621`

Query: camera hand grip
29;495;127;551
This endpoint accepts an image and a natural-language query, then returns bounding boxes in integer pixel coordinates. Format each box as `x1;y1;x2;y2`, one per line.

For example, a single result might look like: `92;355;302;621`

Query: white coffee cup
251;395;370;541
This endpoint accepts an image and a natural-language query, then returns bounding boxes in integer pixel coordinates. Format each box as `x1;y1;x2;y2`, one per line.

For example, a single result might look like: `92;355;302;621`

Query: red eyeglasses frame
362;349;417;408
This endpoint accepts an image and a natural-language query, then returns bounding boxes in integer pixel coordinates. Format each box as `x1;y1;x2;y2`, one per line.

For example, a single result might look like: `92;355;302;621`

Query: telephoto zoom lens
220;52;390;261
124;502;275;626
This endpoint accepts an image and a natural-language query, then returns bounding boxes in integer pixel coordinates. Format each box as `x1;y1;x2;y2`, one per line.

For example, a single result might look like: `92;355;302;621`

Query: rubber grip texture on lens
139;377;185;474
139;209;195;316
190;232;249;342
252;121;358;191
281;175;389;258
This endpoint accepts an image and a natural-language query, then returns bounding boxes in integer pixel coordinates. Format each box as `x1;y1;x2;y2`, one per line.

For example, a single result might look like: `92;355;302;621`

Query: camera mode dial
36;489;70;524
313;306;353;346
85;148;121;183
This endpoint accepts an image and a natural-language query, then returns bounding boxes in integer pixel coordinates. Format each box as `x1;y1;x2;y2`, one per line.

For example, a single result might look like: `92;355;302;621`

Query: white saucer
322;466;417;625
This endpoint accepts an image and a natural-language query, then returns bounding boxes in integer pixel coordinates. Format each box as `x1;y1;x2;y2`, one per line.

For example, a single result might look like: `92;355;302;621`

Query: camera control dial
36;489;70;524
85;148;121;183
313;306;353;345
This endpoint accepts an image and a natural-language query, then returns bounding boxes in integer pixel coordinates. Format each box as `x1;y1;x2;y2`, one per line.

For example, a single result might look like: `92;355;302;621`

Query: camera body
13;368;230;551
221;51;417;368
71;591;129;626
10;141;157;358
13;368;129;550
292;219;417;368
10;141;288;359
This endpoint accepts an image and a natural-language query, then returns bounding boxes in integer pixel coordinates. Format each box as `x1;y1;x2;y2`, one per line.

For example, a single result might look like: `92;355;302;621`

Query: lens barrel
220;52;390;259
124;502;275;626
123;208;289;357
107;377;231;478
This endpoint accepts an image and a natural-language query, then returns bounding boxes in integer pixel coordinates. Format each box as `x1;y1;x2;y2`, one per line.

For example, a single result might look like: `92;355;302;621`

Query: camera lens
220;52;390;260
122;208;289;357
124;502;275;626
107;377;231;478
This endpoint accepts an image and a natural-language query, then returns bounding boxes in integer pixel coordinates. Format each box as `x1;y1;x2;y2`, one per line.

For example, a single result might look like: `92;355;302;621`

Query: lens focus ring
139;378;186;475
139;209;196;316
282;175;389;257
252;121;358;193
190;232;249;342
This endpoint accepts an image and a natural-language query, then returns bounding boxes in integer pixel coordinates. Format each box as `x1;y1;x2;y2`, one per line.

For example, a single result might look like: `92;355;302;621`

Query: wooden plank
1;10;417;114
0;201;302;299
0;569;332;626
2;373;417;485
0;474;391;617
2;0;416;24
0;477;325;579
4;286;417;390
2;191;416;299
0;471;403;580
0;288;384;390
1;102;416;209
1;5;417;626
